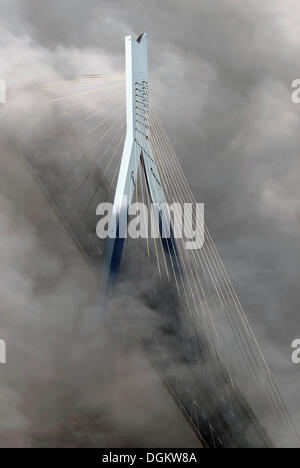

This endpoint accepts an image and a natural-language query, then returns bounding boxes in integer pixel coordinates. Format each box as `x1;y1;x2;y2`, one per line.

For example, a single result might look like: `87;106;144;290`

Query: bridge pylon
102;33;175;288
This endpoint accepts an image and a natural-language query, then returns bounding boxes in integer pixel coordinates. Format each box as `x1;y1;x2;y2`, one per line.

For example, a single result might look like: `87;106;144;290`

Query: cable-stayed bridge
21;33;299;448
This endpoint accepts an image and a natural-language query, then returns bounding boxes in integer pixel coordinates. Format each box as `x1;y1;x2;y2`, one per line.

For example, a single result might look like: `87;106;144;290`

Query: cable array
32;72;299;448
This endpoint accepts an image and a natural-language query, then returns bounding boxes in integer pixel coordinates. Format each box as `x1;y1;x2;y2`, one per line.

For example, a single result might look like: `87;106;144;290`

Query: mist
1;0;300;447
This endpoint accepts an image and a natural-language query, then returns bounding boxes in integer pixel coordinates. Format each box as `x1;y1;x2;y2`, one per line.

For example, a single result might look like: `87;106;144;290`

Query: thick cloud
0;0;300;446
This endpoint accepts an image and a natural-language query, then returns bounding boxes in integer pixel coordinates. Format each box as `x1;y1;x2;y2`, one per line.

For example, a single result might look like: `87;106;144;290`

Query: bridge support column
102;33;175;289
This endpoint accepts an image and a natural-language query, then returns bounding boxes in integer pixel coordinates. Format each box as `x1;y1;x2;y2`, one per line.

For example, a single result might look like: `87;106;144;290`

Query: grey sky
0;0;300;446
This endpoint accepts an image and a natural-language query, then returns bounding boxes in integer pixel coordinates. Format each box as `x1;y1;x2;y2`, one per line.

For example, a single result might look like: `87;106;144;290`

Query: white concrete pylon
102;33;175;288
